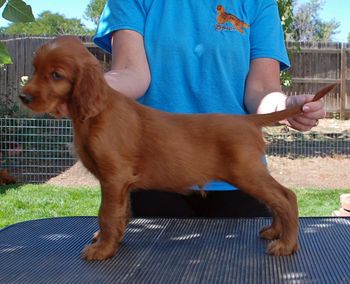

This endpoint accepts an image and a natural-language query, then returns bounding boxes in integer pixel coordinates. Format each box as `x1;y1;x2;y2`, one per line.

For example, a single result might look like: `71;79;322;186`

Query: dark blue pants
130;190;271;217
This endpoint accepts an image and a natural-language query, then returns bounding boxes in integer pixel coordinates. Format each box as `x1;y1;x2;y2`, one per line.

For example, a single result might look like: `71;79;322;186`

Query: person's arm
104;30;151;99
244;58;325;131
245;58;284;114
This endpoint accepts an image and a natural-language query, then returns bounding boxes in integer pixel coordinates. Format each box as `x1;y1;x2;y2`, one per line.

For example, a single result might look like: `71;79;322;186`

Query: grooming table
0;217;349;283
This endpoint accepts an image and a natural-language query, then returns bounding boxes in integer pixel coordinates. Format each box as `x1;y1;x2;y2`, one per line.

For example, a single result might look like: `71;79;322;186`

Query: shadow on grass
0;184;23;195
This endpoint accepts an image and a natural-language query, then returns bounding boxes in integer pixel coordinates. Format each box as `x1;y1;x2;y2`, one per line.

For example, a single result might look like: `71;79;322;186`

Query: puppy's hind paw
266;240;298;256
81;242;118;261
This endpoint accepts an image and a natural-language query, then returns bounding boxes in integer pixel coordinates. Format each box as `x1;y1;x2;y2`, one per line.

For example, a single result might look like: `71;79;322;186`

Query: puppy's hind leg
228;161;299;256
259;210;282;240
259;179;300;242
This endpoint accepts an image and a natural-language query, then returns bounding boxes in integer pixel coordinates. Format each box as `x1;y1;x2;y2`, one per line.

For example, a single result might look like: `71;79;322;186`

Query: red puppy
20;36;335;260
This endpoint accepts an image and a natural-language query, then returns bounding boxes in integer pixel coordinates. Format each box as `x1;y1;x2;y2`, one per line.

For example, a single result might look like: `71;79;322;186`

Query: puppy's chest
73;135;99;176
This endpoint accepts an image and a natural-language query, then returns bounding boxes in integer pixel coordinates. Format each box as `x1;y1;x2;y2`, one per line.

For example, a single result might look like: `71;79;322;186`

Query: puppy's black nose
19;93;33;104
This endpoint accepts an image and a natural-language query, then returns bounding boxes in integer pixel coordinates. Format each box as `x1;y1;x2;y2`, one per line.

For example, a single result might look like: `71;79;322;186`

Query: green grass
0;185;349;229
293;188;349;217
0;184;100;228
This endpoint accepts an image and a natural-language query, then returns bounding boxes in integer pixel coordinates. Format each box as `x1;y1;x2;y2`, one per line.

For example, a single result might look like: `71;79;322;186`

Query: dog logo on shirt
215;5;249;33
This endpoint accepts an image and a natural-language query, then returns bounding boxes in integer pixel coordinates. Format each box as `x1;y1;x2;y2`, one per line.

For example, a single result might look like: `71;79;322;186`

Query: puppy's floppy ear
72;59;107;121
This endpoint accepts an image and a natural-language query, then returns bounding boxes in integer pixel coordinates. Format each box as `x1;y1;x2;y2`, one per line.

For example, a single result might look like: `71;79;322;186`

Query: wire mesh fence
0;118;75;183
265;131;350;158
1;117;350;184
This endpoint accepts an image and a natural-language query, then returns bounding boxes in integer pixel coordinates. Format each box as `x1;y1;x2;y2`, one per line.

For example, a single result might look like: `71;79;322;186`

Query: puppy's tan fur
21;36;334;260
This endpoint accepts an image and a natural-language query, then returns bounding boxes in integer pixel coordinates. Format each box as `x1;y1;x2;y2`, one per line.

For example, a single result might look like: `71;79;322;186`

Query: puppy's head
20;36;107;121
216;5;224;13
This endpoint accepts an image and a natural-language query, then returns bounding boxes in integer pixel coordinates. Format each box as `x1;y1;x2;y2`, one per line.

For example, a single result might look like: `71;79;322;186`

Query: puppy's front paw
82;242;118;261
266;240;298;256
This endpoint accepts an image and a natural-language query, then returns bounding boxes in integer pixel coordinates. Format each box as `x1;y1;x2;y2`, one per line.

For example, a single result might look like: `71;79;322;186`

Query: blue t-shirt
94;0;290;190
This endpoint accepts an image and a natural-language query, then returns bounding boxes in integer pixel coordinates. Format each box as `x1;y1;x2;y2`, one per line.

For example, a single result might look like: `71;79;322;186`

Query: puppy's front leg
82;180;130;261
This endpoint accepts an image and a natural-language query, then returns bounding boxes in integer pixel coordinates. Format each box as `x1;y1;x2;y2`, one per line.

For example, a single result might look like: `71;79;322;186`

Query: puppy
20;36;335;260
0;170;16;185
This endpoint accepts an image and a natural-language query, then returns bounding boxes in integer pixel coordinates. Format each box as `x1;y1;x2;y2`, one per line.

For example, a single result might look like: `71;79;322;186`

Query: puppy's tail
248;84;337;127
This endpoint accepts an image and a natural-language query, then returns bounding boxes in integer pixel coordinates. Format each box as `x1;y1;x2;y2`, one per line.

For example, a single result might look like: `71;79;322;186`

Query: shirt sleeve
93;0;146;53
250;0;291;71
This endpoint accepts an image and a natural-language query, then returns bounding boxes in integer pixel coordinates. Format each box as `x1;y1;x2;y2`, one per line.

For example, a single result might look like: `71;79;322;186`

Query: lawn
0;184;100;228
0;184;348;229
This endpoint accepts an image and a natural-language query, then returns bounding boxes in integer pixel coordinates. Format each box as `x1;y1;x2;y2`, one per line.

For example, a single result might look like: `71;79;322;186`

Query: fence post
340;43;347;120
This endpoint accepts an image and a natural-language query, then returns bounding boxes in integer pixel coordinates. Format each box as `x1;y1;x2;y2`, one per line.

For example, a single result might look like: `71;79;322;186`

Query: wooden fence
0;36;54;117
0;36;349;118
284;42;350;119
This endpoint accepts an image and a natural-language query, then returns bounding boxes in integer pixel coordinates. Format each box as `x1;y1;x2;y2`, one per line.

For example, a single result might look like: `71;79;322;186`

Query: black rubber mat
0;217;349;283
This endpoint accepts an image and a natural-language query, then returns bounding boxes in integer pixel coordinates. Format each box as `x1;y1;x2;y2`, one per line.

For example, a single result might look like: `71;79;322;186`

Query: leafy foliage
84;0;106;25
2;0;34;22
0;0;34;65
277;0;294;40
277;0;295;88
291;0;340;42
2;11;93;35
0;41;12;65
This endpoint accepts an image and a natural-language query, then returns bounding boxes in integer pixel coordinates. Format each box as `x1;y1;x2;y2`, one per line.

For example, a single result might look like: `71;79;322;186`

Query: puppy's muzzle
19;93;33;104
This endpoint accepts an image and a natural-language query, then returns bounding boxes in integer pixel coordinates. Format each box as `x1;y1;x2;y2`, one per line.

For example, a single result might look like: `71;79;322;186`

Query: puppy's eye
51;71;63;81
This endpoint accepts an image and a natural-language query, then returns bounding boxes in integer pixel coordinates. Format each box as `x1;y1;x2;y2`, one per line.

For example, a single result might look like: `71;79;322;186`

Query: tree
277;0;295;40
2;11;93;35
84;0;106;26
347;33;350;43
277;0;295;87
291;0;340;42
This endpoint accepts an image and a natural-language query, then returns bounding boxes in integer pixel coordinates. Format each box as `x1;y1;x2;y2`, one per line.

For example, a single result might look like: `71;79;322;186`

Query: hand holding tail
286;83;337;131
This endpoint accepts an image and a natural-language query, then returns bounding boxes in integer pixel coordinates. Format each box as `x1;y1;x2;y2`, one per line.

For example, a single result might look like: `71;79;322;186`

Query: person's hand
285;94;325;131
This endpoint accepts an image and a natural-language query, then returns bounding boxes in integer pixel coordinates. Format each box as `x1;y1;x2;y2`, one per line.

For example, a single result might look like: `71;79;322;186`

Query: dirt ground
46;119;350;190
268;156;350;189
